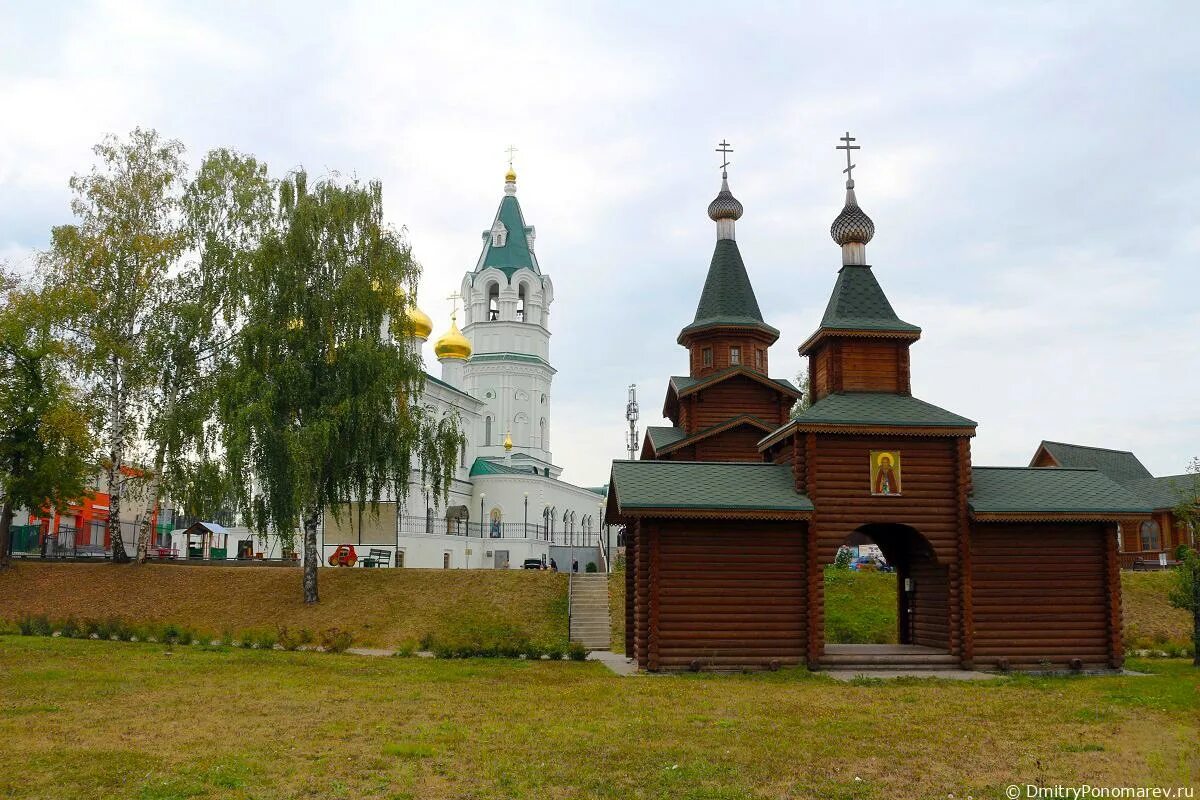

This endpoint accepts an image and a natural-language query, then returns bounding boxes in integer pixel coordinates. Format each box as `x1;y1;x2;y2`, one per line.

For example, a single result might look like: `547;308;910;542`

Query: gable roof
654;415;776;456
760;392;976;448
645;426;686;453
423;372;484;405
469;458;540;477
475;194;539;278
814;264;920;335
1031;441;1153;484
608;460;813;517
969;467;1152;518
678;239;779;340
1125;474;1200;510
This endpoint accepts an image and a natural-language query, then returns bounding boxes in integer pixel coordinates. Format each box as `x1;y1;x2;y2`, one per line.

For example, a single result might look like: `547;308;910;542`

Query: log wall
970;522;1119;668
628;519;808;671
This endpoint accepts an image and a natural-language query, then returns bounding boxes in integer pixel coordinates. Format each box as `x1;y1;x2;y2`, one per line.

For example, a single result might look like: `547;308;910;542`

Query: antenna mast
625;384;640;460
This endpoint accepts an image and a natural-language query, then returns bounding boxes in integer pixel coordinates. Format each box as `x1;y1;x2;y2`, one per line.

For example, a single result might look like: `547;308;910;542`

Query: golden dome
505;166;517;183
503;430;513;452
434;314;472;360
405;304;433;341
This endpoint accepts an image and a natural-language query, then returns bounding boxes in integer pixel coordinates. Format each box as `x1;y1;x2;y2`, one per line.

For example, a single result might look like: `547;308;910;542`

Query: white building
318;167;609;570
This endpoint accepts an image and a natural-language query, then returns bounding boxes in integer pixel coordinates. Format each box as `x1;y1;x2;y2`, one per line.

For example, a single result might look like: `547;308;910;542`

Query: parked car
521;558;544;570
852;555;893;573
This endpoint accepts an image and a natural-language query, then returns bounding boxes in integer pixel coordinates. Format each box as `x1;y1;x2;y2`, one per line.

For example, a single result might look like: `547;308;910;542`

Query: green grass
824;568;898;644
0;635;1196;798
0;562;569;649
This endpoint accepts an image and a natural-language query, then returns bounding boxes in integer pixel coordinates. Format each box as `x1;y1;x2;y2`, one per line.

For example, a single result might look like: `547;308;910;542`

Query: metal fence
395;515;603;545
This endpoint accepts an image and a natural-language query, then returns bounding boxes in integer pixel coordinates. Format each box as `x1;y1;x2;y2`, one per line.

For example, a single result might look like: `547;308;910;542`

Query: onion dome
405;304;433;341
505;166;516;183
434;314;472;360
707;174;744;221
830;184;875;247
503;430;513;452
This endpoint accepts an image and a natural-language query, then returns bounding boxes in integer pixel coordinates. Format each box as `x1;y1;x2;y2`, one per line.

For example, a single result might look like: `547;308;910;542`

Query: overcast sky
2;1;1198;487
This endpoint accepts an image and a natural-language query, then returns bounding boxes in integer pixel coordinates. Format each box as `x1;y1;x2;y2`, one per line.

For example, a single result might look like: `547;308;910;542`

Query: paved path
587;650;638;676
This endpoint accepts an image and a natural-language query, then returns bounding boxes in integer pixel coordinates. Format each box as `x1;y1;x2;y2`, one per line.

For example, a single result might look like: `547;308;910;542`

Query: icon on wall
870;451;902;496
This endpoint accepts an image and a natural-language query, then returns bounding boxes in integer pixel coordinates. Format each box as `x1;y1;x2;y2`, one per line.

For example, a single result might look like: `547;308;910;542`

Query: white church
317;167;609;570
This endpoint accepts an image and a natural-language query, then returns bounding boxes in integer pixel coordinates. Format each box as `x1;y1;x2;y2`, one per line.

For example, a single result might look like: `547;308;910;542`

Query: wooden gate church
606;136;1152;672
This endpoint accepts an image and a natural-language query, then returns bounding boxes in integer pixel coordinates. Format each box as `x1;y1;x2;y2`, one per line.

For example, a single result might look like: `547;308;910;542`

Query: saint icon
870;451;902;496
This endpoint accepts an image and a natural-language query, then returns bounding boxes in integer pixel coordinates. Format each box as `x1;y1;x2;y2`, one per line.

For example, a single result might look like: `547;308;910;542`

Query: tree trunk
107;359;130;563
302;509;320;604
134;448;166;564
1193;561;1200;667
0;500;14;569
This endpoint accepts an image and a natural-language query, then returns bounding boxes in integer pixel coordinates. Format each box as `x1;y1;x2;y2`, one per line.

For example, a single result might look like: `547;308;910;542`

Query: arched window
517;283;527;322
485;417;492;447
539;418;547;450
1140;520;1161;551
488;282;500;321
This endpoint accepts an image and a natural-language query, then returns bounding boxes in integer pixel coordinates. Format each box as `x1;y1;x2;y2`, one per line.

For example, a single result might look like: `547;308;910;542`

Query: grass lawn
0;562;569;649
0;636;1197;799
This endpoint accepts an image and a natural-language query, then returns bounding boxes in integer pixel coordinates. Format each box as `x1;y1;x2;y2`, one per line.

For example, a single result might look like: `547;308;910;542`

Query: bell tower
459;165;558;472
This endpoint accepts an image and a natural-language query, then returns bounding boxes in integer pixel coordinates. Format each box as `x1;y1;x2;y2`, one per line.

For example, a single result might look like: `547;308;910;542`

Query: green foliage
1168;550;1198;614
567;642;588;661
218;171;464;602
833;545;853;570
0;269;98;567
276;627;314;651
585;561;597;573
39;128;190;562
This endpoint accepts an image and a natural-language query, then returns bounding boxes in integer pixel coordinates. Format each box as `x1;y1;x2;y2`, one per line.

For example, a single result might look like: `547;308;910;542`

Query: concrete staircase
569;574;611;651
819;644;959;672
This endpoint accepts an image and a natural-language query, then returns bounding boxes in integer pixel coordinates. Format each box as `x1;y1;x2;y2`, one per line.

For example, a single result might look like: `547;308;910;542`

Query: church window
1140;520;1161;551
485;417;493;446
517;283;527;322
487;282;500;320
730;346;741;365
702;347;713;367
539;418;547;449
755;349;764;370
490;220;507;247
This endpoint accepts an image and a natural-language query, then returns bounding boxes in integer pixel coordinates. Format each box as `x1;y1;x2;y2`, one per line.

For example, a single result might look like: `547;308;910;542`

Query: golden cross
446;291;463;320
505;144;518;168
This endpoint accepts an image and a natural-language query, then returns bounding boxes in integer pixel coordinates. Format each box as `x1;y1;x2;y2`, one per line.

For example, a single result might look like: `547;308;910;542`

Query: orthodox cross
447;291;463;320
836;131;859;185
716;140;733;176
505;144;518;169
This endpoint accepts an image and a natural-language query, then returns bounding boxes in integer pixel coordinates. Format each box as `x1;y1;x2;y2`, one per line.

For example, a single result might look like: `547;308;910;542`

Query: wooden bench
361;548;391;568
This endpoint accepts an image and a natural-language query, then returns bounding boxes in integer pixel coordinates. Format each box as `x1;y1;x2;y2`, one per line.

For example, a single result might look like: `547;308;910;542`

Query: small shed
179;521;231;560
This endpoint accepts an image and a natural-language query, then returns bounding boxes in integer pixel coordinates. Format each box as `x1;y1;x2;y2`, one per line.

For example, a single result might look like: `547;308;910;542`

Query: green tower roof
816;264;920;334
476;193;539;278
679;239;778;340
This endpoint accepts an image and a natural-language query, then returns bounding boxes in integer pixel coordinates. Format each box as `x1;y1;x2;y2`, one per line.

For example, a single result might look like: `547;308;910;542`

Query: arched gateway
607;139;1151;672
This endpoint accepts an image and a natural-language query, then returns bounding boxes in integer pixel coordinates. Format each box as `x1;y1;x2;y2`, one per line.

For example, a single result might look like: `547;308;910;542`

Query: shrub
833;546;854;570
251;629;278;650
277;627;314;651
585;562;598;573
394;640;416;657
522;642;545;660
58;617;81;639
545;646;564;661
29;616;53;637
319;628;353;653
567;642;588;661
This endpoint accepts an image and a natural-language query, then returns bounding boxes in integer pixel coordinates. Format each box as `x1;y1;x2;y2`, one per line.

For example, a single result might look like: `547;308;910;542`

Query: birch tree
219;171;461;603
41;129;187;562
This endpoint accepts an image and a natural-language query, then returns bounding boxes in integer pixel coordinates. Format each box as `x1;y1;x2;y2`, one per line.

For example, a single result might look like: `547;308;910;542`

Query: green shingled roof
970;467;1152;516
817;264;920;333
1035;441;1153;484
785;392;976;430
469;458;539;477
609;460;813;513
668;369;800;398
476;194;539;277
1125;474;1200;510
645;426;686;451
679;239;779;339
